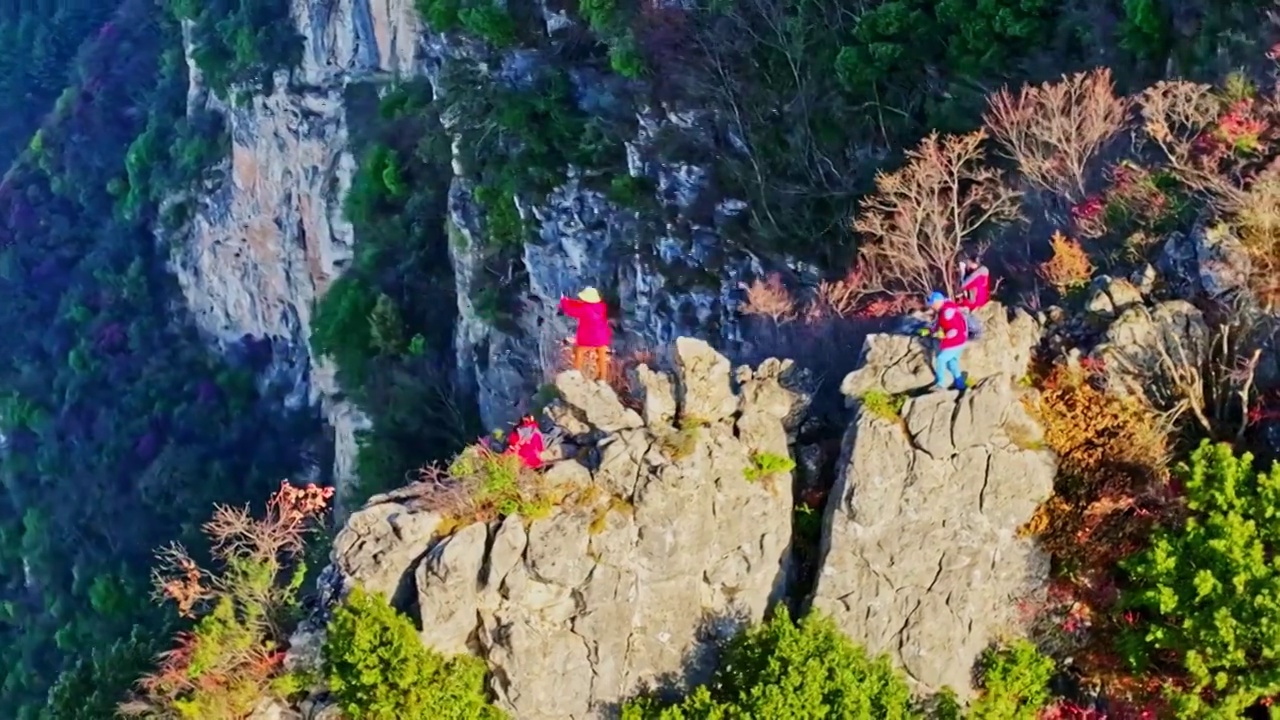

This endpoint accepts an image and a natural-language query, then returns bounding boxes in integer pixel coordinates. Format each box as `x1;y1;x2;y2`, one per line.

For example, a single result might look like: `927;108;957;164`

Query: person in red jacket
505;415;545;470
920;291;968;391
559;287;612;380
956;256;990;310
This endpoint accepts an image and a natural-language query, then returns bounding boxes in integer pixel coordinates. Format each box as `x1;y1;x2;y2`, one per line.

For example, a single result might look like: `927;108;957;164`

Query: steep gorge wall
168;0;771;502
168;0;419;499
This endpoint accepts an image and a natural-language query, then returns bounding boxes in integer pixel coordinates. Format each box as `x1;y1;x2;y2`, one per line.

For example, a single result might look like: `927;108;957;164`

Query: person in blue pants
919;291;969;391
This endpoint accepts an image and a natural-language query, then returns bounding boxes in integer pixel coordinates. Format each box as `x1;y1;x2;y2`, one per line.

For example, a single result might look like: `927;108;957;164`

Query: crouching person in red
957;255;990;311
505;415;545;470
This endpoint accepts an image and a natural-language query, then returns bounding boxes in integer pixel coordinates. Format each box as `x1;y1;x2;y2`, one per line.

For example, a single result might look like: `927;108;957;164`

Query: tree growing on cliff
322;586;506;720
620;607;916;719
853;130;1021;297
118;481;334;719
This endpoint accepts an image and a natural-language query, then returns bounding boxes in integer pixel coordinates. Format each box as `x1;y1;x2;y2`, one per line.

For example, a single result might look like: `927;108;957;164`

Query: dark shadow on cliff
737;313;894;421
594;607;753;718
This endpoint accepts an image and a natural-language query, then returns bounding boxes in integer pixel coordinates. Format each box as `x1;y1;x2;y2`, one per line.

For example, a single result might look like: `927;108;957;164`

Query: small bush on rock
858;389;906;421
1120;440;1280;717
405;441;565;536
744;451;796;482
966;640;1056;719
1038;230;1093;294
323;587;506;720
620;607;917;719
119;482;335;718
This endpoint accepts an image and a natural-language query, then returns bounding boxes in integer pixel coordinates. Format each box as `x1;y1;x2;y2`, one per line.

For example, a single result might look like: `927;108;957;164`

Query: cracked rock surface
331;338;806;719
809;377;1056;698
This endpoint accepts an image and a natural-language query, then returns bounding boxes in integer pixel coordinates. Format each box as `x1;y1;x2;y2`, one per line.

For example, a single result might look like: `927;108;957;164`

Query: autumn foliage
1038;230;1094;292
739;261;915;326
119;481;335;719
1021;364;1178;700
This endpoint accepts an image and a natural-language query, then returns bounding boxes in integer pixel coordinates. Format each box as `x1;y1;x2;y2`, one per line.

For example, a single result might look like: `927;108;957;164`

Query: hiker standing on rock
559;287;612;380
920;291;968;391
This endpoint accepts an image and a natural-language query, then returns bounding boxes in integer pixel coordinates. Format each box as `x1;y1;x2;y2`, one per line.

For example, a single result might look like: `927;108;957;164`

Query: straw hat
577;287;601;303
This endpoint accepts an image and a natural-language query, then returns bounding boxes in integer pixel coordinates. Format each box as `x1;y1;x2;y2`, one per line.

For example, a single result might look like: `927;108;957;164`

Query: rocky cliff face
290;334;1066;716
328;338;805;718
169;1;1074;709
809;306;1054;698
446;113;762;427
168;0;768;506
168;0;421;499
810;377;1056;698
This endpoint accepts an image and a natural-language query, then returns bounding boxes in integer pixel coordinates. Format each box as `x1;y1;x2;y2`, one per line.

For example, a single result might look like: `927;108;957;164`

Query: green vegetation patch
169;0;303;98
0;1;312;715
323;587;507;719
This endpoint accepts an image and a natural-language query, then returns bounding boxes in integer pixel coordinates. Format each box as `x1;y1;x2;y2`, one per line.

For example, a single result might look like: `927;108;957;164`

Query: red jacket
506;424;544;469
560;297;612;347
959;266;990;309
931;300;968;350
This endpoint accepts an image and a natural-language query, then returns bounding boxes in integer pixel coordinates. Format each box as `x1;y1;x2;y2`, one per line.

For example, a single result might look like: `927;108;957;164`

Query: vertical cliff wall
167;0;421;501
166;0;777;505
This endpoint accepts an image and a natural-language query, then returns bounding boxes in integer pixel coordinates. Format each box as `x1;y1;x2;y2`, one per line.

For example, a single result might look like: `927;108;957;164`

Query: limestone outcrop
329;338;807;719
1090;297;1210;399
840;301;1041;400
810;377;1056;698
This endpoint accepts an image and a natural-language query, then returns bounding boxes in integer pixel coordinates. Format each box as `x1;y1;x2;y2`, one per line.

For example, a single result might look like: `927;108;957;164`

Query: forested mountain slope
0;0;312;716
0;0;120;168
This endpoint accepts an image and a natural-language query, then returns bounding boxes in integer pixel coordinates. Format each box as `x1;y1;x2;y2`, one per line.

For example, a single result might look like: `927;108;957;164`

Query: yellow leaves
1038;230;1094;293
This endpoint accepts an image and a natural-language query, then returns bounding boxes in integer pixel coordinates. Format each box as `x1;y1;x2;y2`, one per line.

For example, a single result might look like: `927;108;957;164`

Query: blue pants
933;345;966;390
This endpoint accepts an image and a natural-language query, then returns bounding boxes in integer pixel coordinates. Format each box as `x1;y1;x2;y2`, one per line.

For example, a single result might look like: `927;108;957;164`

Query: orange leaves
1035;364;1169;480
1038;230;1094;292
740;273;797;322
157;551;207;619
1023;364;1178;701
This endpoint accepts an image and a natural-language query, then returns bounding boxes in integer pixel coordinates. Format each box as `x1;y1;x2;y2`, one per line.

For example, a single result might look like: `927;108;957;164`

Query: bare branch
853;130;1022;297
984;68;1130;200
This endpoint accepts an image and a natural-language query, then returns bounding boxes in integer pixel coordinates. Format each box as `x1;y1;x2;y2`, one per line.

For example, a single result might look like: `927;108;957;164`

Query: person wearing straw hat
559;287;612;379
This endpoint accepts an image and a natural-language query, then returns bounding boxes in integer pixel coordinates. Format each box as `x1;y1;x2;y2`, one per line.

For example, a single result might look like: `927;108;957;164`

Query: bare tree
852;130;1022;297
984;67;1131;201
1137;80;1244;210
